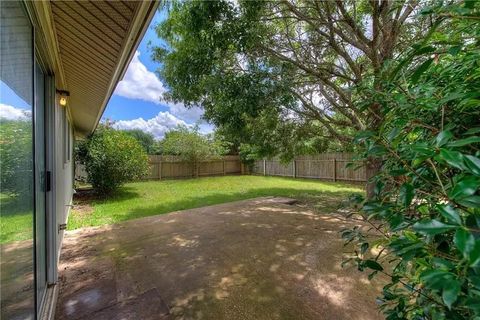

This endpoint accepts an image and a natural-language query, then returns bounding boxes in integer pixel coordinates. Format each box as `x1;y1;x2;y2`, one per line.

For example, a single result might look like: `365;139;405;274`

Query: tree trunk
365;157;382;199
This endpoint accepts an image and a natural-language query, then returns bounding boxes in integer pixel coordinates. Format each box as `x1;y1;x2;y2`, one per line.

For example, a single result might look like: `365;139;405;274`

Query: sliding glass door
1;2;49;318
0;1;36;319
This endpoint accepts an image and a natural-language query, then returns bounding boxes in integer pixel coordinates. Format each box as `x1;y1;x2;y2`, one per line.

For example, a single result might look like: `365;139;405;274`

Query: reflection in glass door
0;1;36;319
34;62;48;313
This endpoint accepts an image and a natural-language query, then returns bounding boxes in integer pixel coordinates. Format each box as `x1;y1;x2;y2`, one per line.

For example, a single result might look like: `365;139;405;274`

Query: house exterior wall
53;99;74;262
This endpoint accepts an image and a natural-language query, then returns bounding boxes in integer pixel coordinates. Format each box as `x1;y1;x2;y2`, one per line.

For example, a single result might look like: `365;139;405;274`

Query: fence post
333;158;337;182
159;159;162;180
223;160;226;175
263;159;266;176
293;160;296;178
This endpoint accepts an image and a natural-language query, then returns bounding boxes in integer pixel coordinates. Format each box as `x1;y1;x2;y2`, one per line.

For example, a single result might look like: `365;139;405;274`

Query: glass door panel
0;1;35;319
34;62;47;313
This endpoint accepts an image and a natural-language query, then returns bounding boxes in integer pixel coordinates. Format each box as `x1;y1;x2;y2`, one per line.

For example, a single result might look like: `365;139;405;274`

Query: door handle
46;171;52;192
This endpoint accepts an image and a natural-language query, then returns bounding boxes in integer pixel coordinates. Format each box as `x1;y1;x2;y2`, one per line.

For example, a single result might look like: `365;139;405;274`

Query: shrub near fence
147;155;242;180
251;153;366;182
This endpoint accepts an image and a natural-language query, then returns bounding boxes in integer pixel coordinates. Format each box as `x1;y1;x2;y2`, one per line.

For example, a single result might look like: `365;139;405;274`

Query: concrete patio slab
55;197;384;320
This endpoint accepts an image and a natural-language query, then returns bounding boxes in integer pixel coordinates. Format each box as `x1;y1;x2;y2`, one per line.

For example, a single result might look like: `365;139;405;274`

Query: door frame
29;6;58;318
45;75;57;286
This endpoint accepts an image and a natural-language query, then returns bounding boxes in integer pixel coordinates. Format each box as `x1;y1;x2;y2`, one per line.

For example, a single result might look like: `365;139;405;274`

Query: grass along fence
251;153;366;182
76;153;364;182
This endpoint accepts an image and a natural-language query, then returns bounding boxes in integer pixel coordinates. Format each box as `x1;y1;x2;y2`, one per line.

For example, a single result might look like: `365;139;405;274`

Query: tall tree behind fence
251;153;366;182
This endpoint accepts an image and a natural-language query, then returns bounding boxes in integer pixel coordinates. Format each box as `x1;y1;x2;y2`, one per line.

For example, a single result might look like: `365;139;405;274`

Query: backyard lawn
69;175;362;230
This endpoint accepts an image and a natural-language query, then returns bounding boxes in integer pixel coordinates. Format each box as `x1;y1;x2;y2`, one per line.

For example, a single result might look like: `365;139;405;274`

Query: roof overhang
32;1;159;137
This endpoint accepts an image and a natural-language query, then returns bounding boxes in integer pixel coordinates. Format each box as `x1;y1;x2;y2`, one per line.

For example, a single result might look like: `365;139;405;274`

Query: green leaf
439;92;466;105
470;242;480;267
420;269;455;290
447;136;480;147
454;229;475;258
413;219;458;235
437;204;462;225
448;176;479;200
412;144;435;157
412;59;433;83
448;45;462;56
368;145;387;156
442;279;461;309
361;242;369;254
464;128;480;136
464;155;480;176
354;131;375;143
457;195;480;208
436;131;454;147
465;0;476;9
415;45;436;55
399;183;414;207
438;149;466;170
364;259;383;271
387;127;401;142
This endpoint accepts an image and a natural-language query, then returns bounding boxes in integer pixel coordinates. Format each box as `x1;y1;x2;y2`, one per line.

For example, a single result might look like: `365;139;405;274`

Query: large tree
153;0;427;196
121;129;157;154
160;125;229;176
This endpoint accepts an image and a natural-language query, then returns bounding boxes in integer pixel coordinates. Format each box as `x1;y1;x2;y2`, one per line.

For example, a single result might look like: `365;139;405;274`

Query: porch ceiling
49;1;158;137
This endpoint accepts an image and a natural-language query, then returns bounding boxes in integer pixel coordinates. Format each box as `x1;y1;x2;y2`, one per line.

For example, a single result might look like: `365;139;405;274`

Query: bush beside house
78;127;148;195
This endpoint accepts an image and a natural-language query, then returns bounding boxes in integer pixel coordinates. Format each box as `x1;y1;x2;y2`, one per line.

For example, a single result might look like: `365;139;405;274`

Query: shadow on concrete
56;197;384;320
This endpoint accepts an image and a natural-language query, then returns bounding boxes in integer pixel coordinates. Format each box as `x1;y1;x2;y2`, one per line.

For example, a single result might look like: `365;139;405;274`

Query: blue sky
0;9;212;139
103;10;212;139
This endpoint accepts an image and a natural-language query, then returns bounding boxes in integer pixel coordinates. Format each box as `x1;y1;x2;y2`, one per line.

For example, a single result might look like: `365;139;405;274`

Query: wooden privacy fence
251;153;366;182
147;155;243;180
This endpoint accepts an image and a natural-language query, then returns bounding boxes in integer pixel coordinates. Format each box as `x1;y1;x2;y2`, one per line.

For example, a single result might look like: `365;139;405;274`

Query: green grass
68;175;362;230
0;193;33;243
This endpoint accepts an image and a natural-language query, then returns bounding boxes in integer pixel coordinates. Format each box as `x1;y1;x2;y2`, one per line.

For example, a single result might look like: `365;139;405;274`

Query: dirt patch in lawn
56;197;385;320
72;190;96;218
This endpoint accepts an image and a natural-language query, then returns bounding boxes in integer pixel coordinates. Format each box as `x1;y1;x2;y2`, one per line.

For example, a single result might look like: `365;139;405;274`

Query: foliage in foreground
80;127;148;195
342;2;480;319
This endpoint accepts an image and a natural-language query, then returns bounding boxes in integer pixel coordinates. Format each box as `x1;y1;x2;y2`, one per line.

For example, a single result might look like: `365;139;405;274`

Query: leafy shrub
84;127;148;195
343;3;480;319
0;120;32;196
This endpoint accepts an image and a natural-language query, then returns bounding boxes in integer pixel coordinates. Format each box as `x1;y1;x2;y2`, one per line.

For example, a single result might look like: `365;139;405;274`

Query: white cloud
0;103;31;121
168;102;204;123
115;51;165;104
114;50;205;124
113;111;188;140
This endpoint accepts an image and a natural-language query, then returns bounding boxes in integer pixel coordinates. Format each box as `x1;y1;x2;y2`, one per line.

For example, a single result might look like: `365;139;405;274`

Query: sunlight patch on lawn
68;175;363;230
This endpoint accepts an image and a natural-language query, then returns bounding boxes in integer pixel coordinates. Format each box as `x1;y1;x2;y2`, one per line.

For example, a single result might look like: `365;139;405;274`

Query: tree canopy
160;125;228;163
153;1;427;159
121;129;158;154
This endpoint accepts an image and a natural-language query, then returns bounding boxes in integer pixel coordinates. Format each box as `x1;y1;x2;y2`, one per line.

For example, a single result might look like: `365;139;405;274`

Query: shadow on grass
112;187;360;225
74;187;141;205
